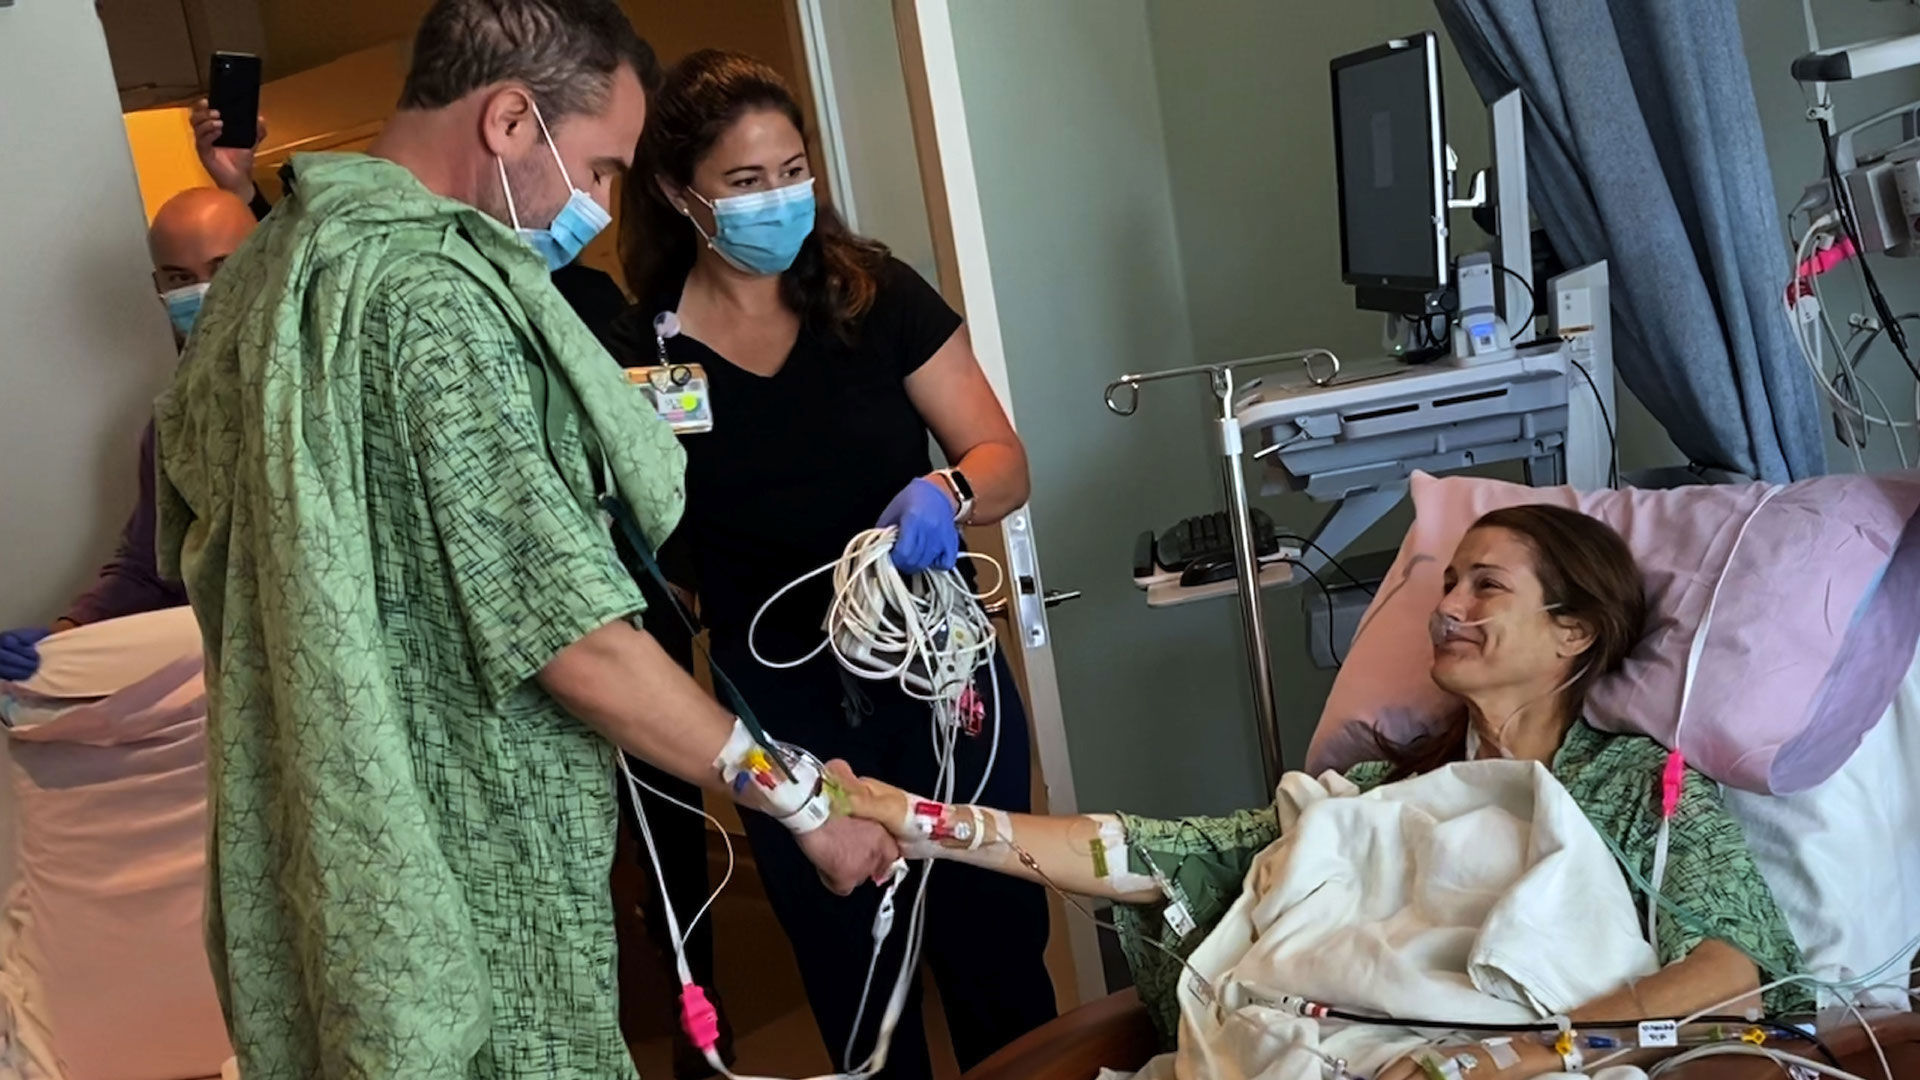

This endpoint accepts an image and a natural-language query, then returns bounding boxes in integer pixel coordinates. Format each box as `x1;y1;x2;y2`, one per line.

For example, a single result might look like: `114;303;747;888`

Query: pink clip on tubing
1660;750;1686;819
681;984;721;1050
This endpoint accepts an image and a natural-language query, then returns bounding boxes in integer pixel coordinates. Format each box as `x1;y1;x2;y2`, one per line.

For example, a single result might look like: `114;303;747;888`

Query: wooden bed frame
961;990;1920;1080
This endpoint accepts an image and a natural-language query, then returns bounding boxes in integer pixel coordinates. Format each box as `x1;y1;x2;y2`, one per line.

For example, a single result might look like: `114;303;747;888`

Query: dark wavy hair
619;50;890;341
1373;504;1648;781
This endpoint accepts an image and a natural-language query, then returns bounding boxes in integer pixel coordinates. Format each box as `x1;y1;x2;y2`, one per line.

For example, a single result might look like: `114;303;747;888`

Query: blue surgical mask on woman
497;100;612;272
686;178;816;276
162;282;210;337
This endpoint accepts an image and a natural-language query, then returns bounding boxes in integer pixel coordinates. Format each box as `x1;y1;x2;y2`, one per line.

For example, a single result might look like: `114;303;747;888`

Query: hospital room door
794;0;1105;1007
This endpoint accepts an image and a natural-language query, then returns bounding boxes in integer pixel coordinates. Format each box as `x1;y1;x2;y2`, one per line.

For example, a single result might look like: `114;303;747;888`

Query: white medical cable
1646;482;1784;957
1811;254;1917;453
619;756;707;990
1789;221;1919;462
707;525;1006;1078
1647;1043;1867;1080
621;741;923;1080
620;762;738;940
1845;996;1894;1080
752;528;1002;704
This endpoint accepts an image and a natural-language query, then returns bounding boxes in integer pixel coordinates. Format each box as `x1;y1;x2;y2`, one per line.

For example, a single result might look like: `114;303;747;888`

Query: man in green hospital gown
153;2;899;1077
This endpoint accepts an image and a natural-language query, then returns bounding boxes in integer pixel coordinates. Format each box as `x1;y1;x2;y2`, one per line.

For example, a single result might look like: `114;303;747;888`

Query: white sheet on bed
1726;643;1920;1009
0;608;231;1080
1136;760;1658;1080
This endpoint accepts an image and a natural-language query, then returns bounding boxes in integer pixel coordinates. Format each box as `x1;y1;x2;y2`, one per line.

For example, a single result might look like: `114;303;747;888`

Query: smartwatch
938;468;975;524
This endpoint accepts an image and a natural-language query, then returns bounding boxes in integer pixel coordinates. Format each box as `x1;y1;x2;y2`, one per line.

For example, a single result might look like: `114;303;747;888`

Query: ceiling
258;0;808;88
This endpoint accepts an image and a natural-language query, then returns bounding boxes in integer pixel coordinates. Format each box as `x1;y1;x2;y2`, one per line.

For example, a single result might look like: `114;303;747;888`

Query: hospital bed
962;662;1920;1080
962;469;1920;1080
962;998;1920;1080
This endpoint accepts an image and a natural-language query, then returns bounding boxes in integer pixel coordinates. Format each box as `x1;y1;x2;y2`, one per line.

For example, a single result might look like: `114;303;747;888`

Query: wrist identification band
715;719;831;834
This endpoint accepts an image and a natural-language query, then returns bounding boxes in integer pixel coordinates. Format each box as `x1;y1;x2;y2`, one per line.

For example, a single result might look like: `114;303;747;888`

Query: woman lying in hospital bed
832;506;1809;1080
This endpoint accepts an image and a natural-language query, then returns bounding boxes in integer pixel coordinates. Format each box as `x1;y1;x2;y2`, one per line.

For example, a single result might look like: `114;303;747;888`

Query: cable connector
1660;750;1686;819
871;859;908;942
1266;994;1329;1019
680;983;721;1052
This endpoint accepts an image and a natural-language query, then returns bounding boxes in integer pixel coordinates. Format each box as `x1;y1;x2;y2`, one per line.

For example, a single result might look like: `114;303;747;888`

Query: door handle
984;588;1080;619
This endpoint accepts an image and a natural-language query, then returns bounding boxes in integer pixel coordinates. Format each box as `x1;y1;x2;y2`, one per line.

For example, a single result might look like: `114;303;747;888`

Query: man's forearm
543;620;903;895
538;619;739;794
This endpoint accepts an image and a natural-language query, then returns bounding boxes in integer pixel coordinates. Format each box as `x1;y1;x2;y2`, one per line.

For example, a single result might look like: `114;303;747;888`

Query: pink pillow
1309;470;1920;794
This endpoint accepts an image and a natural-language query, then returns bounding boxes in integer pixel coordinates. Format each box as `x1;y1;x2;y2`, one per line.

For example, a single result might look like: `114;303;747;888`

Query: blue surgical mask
688;178;816;276
497;101;612;272
162;282;210;337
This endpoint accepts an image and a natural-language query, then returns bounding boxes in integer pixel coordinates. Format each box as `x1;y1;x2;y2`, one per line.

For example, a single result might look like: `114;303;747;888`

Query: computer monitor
1330;32;1449;314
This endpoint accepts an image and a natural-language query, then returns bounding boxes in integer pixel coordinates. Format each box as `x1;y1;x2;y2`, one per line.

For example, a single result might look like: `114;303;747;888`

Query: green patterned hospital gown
155;153;686;1079
1111;722;1809;1045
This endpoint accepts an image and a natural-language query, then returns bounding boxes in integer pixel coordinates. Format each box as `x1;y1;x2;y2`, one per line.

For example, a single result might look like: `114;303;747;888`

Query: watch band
938;468;975;524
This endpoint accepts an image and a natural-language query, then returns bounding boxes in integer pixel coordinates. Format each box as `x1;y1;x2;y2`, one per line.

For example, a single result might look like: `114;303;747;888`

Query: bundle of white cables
754;526;1003;736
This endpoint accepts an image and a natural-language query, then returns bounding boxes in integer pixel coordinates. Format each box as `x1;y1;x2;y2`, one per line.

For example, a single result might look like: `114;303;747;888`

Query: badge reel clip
629;310;714;434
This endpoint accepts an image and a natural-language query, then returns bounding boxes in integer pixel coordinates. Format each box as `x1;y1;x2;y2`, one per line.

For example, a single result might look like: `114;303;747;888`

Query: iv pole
1104;348;1340;791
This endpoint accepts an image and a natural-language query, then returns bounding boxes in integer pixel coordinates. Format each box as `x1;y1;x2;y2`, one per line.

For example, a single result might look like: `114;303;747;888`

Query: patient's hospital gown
1112;722;1808;1044
155;153;685;1079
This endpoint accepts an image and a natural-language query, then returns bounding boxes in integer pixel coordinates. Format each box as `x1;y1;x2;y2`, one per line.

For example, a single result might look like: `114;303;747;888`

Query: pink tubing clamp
1660;750;1686;819
681;983;722;1051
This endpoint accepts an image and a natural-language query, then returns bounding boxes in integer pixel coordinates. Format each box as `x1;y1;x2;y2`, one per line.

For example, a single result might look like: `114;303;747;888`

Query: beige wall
0;1;181;891
1140;1;1498;777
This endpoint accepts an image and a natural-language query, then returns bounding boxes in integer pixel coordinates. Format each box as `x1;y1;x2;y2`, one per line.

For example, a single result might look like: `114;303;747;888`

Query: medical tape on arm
1086;814;1157;895
888;795;1018;860
714;718;831;834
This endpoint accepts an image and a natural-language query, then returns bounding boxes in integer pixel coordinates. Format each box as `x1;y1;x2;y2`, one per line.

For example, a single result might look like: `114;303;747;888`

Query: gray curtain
1434;0;1826;482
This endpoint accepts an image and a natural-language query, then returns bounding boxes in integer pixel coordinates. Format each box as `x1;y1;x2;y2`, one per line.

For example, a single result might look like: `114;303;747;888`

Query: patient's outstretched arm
1378;942;1763;1080
1575;938;1761;1022
828;761;1164;903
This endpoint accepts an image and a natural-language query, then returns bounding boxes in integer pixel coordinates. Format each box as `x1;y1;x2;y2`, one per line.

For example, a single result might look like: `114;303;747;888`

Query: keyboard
1154;508;1279;572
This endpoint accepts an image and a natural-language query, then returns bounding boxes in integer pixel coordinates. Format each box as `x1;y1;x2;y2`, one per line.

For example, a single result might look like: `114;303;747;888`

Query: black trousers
723;645;1058;1079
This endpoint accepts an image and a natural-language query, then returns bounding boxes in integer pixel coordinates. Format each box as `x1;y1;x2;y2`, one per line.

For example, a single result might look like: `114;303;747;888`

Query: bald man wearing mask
0;187;257;680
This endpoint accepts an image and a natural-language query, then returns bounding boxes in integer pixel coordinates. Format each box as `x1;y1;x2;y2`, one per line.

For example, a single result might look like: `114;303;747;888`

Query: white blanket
1136;760;1660;1080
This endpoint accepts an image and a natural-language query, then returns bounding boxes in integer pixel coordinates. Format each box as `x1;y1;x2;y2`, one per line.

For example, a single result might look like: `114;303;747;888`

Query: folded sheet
1144;760;1658;1080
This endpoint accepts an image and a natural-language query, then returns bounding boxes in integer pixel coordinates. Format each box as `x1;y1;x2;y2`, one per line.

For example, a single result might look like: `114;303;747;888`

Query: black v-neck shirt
608;258;962;657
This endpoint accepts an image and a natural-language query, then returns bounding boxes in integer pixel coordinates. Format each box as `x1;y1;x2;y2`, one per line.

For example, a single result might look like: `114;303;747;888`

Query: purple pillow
1310;471;1920;793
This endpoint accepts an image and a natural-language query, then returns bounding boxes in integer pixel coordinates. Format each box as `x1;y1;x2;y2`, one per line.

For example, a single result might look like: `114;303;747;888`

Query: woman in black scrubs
610;50;1056;1080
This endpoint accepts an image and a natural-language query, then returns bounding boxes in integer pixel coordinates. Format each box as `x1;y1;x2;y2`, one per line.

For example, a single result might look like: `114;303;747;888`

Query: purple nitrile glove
0;627;50;682
877;477;959;575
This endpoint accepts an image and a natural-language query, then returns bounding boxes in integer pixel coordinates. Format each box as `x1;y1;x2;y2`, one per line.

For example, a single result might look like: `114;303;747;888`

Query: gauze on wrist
714;719;830;834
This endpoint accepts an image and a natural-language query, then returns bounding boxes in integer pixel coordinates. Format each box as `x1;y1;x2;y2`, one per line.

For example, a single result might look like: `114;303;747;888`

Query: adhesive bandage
1087;815;1156;894
1480;1039;1520;1070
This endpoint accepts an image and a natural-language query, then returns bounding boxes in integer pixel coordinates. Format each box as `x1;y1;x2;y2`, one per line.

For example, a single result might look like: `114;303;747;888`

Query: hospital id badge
627;364;713;434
